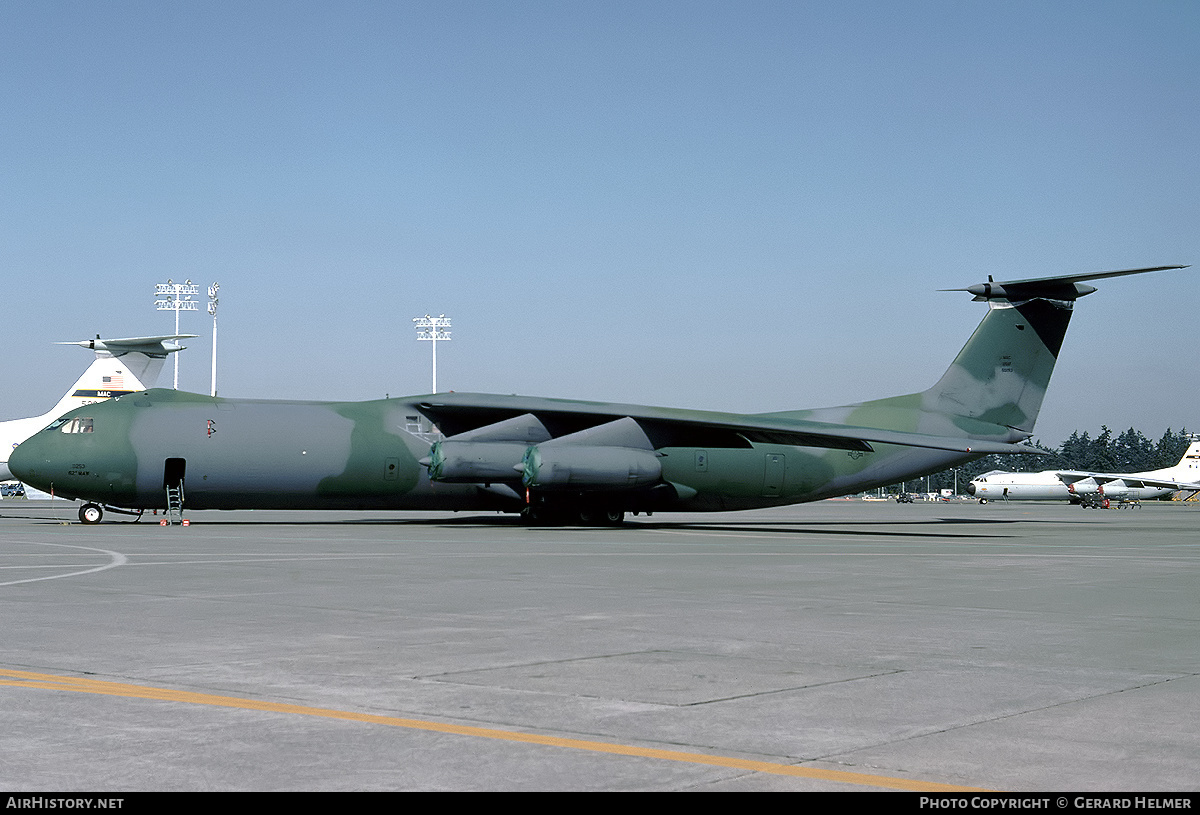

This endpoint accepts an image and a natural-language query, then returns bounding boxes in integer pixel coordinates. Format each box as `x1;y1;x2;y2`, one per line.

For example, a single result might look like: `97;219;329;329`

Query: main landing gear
521;505;626;526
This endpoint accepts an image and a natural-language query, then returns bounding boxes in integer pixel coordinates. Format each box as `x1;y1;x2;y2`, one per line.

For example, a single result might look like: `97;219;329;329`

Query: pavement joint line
0;667;988;792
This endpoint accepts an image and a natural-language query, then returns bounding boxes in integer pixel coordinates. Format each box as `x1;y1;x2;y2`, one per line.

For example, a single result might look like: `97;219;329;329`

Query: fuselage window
58;417;94;434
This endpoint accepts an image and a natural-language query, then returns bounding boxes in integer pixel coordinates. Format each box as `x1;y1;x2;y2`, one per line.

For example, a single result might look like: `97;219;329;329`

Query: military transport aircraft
8;266;1187;525
0;335;191;482
968;437;1200;507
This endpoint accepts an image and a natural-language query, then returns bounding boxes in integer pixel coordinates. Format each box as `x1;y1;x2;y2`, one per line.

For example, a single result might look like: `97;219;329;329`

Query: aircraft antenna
413;313;451;393
154;278;200;389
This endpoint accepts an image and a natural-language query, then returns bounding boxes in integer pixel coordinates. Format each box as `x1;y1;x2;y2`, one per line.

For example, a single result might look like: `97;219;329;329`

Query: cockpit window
58;417;94;434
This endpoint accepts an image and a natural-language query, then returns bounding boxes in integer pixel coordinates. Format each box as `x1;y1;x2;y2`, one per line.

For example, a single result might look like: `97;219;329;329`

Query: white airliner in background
0;335;192;481
967;439;1200;506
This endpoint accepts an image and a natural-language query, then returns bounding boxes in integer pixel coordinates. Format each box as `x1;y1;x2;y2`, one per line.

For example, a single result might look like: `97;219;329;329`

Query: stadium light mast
154;278;200;389
413;313;451;393
207;282;219;397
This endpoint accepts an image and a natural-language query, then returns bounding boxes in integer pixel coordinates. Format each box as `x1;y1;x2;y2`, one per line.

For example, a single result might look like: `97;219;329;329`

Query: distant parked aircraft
968;439;1200;507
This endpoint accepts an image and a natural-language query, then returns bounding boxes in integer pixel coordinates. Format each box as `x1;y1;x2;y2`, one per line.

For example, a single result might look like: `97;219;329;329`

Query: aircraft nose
965;482;976;495
9;434;49;486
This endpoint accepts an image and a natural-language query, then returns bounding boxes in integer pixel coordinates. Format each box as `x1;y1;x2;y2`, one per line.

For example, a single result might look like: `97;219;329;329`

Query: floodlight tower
208;282;219;397
154;278;200;389
413;313;451;393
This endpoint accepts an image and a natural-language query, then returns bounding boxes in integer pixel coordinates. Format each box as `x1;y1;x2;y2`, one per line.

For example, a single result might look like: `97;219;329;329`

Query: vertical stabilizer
1146;438;1200;481
922;296;1071;434
923;267;1186;435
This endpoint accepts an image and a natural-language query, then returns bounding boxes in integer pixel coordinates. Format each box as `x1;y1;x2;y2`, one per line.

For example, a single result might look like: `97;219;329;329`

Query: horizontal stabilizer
56;334;197;358
942;265;1188;302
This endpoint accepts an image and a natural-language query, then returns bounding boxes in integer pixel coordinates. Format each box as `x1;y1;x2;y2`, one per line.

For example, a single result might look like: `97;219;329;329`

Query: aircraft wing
1055;471;1200;491
414;393;1038;455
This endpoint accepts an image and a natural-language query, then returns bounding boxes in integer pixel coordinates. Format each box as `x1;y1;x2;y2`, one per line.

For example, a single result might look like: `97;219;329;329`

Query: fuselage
969;471;1076;501
9;389;980;515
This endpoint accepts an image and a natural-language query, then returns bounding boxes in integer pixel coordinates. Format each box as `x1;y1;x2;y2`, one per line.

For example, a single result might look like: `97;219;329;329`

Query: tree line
893;427;1193;495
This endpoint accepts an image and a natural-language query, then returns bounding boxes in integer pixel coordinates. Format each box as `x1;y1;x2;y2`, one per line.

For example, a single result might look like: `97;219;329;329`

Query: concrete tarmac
1;498;1197;791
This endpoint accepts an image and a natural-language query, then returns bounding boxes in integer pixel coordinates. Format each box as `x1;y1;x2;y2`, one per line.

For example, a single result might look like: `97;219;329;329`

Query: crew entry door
763;453;785;497
163;458;186;491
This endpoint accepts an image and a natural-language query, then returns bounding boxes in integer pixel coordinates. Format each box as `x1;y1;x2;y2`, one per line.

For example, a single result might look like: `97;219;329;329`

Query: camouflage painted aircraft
9;266;1186;525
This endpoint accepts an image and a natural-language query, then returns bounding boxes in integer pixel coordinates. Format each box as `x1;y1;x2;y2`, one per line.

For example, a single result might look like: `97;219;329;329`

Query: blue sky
2;1;1195;446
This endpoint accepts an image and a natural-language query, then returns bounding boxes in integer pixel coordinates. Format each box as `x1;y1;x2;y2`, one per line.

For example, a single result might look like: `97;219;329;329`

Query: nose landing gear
78;503;104;524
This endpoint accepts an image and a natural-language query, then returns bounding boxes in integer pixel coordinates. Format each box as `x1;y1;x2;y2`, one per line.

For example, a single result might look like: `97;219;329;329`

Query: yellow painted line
1;668;986;792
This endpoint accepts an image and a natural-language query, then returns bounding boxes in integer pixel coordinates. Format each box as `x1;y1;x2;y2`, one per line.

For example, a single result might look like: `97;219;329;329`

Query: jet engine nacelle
520;445;662;490
1067;481;1103;496
425;441;527;483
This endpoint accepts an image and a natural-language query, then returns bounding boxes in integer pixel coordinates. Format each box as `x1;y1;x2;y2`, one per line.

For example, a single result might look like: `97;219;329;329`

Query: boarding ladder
165;482;185;525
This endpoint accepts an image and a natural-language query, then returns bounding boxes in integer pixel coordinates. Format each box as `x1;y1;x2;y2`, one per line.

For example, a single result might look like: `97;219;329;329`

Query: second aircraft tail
43;335;194;420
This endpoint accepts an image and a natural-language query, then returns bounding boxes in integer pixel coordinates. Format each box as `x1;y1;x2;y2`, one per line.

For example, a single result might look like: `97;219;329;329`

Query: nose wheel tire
79;503;104;524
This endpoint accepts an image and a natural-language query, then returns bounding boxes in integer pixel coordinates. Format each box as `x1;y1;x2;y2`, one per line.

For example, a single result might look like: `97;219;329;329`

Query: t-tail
922;266;1187;437
44;334;195;418
778;266;1188;443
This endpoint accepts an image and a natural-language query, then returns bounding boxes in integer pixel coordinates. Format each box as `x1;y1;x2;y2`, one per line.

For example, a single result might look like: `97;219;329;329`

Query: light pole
208;282;219;397
413;314;451;393
154;278;200;389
